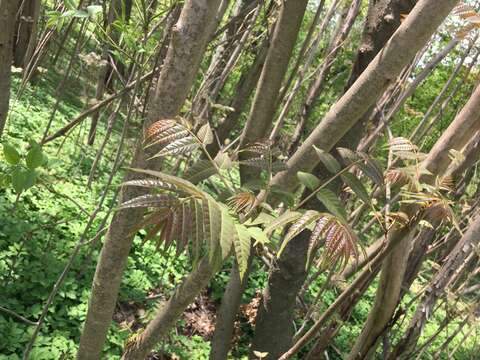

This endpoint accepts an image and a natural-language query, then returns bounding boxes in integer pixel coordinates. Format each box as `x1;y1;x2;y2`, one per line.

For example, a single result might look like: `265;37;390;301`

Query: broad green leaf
341;172;370;205
278;210;322;256
244;212;275;226
297;171;320;191
207;199;222;262
11;167;36;193
61;10;76;18
220;209;235;259
246;226;269;246
214;151;233;169
316;188;348;223
26;145;44;169
269;185;296;207
73;10;89;18
337;147;360;163
234;224;251;279
358;158;384;187
184;160;216;184
197;123;214;145
3;143;20;165
314;145;341;173
64;0;76;10
128;168;205;198
264;210;302;235
24;169;37;190
86;5;102;17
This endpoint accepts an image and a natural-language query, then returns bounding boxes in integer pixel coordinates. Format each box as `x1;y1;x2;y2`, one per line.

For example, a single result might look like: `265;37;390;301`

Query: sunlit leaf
26;145;44;170
316;188;348;223
297;171;320;191
341;172;370;204
2;143;20;165
314;145;341;173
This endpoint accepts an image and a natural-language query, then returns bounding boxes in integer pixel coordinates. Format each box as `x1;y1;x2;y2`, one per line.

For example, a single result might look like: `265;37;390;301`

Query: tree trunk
88;0;135;145
13;0;41;68
193;0;259;121
206;35;268;156
269;0;328;142
238;0;308;184
270;0;458;193
250;1;416;356
250;230;311;360
347;82;480;359
77;1;223;358
422;82;480;177
388;214;480;359
287;0;362;153
209;257;252;360
121;258;220;359
0;0;19;138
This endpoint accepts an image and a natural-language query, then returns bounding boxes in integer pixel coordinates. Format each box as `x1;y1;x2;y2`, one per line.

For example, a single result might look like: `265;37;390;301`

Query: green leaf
73;10;89;18
214;151;233;169
64;0;76;10
341;172;370;205
197;123;214;145
0;174;10;187
246;227;269;246
2;143;20;165
264;210;302;235
278;210;322;256
86;5;102;17
24;169;37;190
314;145;341;173
244;212;275;226
207;199;222;263
11;168;36;193
358;158;384;187
316;188;348;223
26;145;44;169
297;171;320;191
234;224;251;279
337;147;360;163
184;160;216;184
220;208;235;259
269;185;295;207
11;168;26;193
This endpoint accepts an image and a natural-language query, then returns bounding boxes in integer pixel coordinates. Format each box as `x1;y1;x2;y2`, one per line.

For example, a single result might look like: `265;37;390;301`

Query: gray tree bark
238;0;309;183
270;0;458;193
250;1;416;357
13;0;41;68
347;82;480;360
77;1;223;358
388;214;480;359
0;0;19;138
